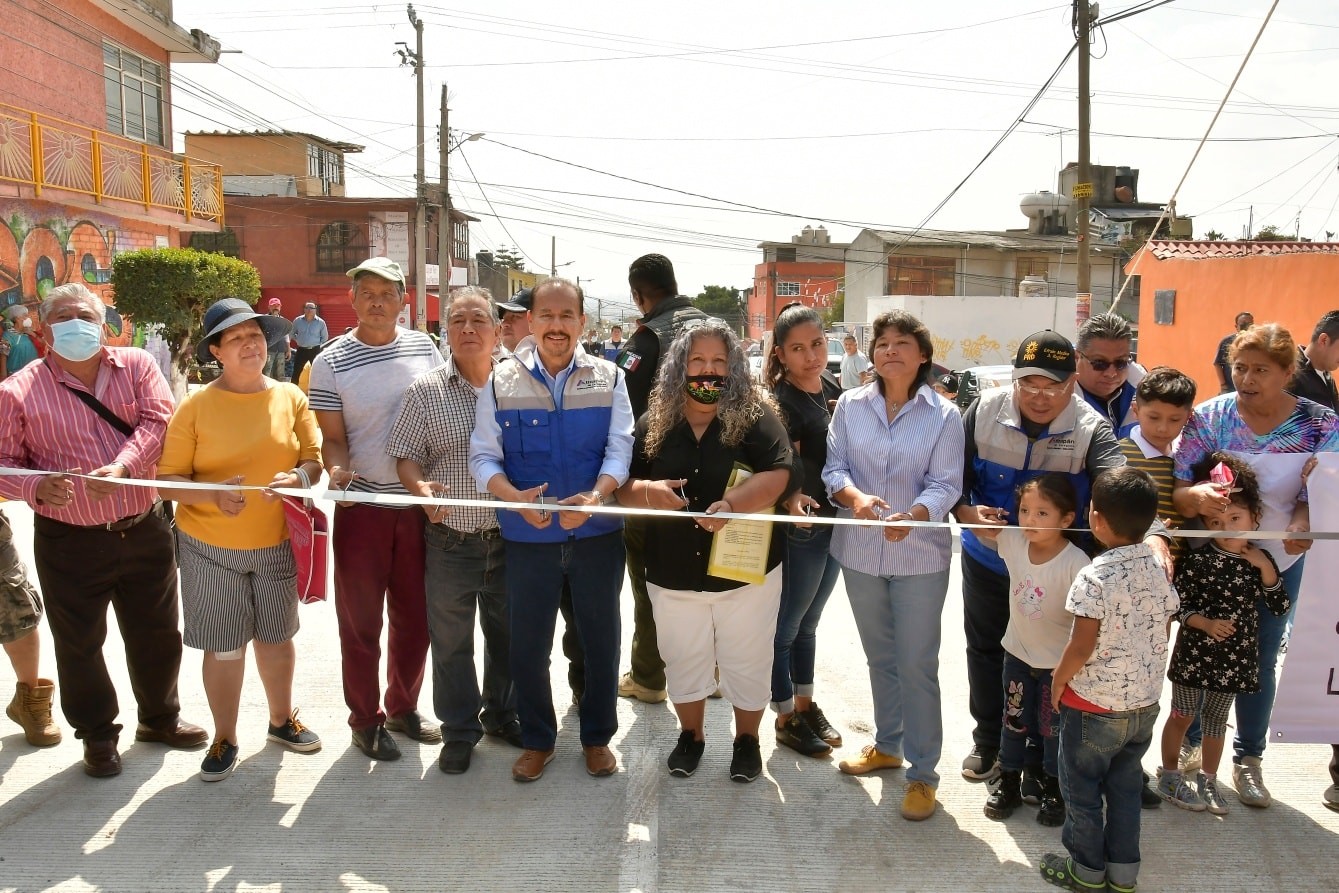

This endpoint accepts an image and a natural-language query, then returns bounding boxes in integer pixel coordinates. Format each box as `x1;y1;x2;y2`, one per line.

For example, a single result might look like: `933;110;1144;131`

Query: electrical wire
1114;0;1281;312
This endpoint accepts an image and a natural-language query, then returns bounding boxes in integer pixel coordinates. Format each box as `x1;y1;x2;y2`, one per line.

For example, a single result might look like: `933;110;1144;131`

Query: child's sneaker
1198;772;1229;815
1039;853;1108;891
1020;765;1044;805
1178;742;1202;774
267;709;322;753
1156;767;1206;811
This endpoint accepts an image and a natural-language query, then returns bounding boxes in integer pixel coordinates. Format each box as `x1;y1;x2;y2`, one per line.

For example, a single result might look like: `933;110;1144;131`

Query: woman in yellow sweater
158;298;324;782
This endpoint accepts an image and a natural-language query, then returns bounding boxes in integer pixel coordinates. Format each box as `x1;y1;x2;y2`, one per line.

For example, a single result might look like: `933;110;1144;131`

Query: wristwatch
586;490;617;506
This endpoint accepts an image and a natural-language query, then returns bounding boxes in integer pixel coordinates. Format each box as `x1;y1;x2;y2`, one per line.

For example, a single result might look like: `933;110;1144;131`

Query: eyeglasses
1079;352;1132;373
1016;382;1067;399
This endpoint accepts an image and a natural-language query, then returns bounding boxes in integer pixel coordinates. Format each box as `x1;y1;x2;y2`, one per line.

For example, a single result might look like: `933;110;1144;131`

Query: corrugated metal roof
185;130;365;153
867;228;1080;252
1145;240;1339;260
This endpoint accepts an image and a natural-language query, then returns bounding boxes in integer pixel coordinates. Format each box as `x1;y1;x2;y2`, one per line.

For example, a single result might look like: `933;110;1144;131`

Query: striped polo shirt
1119;426;1183;557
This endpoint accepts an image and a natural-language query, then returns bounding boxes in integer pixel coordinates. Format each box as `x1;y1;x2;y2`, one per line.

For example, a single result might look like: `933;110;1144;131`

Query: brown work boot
6;679;62;746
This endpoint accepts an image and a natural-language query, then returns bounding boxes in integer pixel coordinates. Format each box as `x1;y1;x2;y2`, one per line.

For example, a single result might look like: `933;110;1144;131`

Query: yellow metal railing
0;102;223;226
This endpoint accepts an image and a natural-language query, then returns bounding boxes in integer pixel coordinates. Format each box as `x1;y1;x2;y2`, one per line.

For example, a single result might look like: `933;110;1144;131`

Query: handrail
0;101;222;226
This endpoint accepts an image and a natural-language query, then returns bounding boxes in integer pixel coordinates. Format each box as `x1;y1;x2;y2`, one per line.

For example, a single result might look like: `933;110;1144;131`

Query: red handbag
282;495;329;604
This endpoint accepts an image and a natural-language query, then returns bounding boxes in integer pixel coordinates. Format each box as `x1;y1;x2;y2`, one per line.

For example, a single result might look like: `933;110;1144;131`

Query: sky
169;1;1339;316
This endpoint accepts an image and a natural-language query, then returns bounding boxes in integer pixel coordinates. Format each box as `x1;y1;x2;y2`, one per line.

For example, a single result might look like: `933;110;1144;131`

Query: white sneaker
1232;756;1272;808
1198;772;1229;815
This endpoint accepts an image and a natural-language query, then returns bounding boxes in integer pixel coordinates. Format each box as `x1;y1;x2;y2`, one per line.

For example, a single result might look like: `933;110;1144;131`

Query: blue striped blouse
822;382;965;577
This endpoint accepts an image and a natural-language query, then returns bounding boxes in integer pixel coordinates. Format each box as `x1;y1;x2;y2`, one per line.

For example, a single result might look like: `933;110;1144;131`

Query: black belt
438;525;502;541
76;501;162;532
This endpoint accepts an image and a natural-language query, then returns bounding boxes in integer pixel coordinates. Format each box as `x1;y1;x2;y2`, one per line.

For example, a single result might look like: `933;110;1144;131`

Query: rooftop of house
1144;240;1339;260
185;130;365;154
864;228;1082;252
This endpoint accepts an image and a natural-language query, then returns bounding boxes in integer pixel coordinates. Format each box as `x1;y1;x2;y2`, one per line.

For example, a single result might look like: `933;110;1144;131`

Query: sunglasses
1080;353;1132;373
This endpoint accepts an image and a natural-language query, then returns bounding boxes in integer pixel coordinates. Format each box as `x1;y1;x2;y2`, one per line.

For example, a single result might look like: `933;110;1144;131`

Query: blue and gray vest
492;343;623;543
962;387;1107;574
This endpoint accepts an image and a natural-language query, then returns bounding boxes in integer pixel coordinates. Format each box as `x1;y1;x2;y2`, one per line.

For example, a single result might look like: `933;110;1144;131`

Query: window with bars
104;42;165;146
189;227;242;259
1015;255;1051;293
452;220;469;268
886;256;955;296
316;222;365;273
307;144;344;194
776;281;801;297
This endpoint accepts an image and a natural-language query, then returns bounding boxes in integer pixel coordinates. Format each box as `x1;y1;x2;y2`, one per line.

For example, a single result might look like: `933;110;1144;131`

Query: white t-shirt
839;351;871;389
308;329;443;497
1065;543;1179;711
997;528;1089;669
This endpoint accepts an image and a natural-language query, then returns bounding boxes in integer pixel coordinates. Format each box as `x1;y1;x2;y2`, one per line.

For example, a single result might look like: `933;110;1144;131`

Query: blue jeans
770;524;841;713
1000;653;1057;776
1232;555;1304;762
842;566;948;787
424;525;515;744
1058;702;1160;891
506;531;624;750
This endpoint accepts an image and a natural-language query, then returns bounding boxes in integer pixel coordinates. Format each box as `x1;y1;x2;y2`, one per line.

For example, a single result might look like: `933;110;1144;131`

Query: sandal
1039;854;1106;892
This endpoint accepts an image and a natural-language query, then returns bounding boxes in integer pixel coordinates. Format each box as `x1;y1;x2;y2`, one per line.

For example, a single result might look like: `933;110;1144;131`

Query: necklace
789;376;829;417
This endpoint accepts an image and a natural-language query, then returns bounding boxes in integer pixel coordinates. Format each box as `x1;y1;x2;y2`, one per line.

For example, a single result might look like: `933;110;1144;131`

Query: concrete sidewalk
0;501;1335;892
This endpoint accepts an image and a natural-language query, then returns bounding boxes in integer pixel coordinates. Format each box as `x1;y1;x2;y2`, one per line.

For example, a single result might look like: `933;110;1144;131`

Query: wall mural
0;208;131;346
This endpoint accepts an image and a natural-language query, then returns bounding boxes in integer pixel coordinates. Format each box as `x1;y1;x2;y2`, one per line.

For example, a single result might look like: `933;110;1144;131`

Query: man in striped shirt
310;257;444;761
0;283;206;778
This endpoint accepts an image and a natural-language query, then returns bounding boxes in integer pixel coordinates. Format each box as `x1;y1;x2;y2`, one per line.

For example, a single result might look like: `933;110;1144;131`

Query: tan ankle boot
6;679;62;746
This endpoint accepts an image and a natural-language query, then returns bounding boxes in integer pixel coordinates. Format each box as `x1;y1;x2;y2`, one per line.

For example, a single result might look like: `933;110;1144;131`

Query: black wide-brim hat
197;298;292;364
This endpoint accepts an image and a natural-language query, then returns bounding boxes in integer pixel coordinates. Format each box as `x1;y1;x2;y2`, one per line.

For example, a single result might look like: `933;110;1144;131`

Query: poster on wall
1271;452;1339;744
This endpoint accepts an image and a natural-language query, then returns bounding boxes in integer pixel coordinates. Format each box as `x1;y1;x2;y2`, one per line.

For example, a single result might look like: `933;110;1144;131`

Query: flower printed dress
1168;543;1290;694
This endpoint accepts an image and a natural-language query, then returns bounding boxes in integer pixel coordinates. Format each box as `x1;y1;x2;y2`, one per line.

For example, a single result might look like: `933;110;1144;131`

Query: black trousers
293;346;322;382
962;549;1011;750
33;510;184;741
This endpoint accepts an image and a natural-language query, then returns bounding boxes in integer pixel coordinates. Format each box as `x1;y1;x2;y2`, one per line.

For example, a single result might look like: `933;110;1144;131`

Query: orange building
748;226;848;339
1129;240;1339;401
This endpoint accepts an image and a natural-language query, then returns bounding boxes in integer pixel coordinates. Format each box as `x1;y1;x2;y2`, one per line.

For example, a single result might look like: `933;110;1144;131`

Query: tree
821;290;845;329
1203;230;1225;241
1252;225;1292;242
492;246;527;271
111;247;262;400
692;285;744;334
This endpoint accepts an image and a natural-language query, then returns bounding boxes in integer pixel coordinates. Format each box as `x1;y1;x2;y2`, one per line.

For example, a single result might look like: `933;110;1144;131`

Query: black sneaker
438;740;473;775
984;769;1023;820
667;730;706;778
267;709;322;753
200;739;239;782
1037;772;1065;827
775;712;831;757
961;744;1000;781
729;734;762;783
798;702;843;747
351;724;401;761
485;719;524;749
1021;765;1043;805
1141;770;1162;809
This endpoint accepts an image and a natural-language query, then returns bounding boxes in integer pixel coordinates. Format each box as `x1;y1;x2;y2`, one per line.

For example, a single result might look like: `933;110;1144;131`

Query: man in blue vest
1075;312;1138;438
952;330;1125;784
470;278;634;782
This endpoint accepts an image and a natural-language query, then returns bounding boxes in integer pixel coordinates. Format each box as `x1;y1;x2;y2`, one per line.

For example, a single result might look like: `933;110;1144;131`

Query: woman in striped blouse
822;309;964;821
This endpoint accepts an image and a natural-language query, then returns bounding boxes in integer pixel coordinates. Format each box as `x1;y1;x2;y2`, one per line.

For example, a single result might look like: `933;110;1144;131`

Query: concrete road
1;502;1335;892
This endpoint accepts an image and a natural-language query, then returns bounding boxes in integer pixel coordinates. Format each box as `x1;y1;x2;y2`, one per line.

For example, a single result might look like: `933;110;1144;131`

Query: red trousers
332;503;429;729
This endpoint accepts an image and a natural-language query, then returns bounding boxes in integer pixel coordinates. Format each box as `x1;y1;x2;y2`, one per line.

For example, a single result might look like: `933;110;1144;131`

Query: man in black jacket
1289;310;1339;411
615;254;708;702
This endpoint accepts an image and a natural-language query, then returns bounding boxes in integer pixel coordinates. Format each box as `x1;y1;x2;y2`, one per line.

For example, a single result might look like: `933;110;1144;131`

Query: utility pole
550;236;556;277
1075;0;1093;322
437;84;449;304
408;5;427;331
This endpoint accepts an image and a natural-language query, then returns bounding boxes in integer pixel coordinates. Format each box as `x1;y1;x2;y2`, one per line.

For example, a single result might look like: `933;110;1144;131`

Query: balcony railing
0;102;223;227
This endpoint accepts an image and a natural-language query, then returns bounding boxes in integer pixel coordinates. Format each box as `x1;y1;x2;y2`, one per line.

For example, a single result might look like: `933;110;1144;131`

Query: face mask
48;318;102;362
685;374;725;405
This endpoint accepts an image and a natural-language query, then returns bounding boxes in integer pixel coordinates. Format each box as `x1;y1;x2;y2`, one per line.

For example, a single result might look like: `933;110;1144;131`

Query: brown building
0;0;223;342
183;131;476;328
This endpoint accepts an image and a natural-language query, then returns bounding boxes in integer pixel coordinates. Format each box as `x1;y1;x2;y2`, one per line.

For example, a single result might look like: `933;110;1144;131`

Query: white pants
647;567;782;710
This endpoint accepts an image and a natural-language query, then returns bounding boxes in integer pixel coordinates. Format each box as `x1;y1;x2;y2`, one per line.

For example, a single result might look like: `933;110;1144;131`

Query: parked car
826;337;846;376
954;364;1013;411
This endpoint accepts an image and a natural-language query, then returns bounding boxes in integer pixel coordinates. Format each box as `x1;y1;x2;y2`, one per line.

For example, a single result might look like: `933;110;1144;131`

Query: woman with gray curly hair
617;318;798;783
